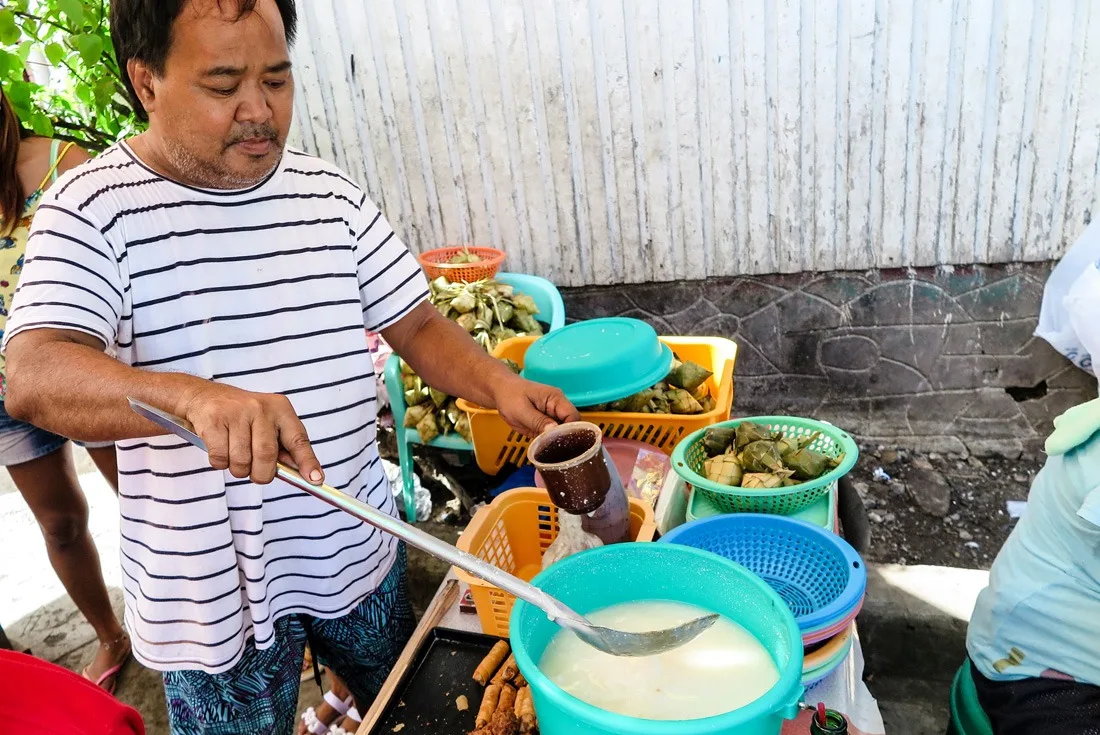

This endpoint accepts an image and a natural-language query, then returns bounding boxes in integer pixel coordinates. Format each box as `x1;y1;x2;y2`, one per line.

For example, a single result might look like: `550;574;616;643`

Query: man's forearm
382;304;520;409
5;332;210;442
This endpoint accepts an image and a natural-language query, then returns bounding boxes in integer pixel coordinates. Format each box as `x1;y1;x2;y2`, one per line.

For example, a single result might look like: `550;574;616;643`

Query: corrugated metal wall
289;0;1100;288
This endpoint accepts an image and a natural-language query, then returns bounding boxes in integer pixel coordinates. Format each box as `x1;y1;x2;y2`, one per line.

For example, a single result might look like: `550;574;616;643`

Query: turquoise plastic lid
521;318;673;407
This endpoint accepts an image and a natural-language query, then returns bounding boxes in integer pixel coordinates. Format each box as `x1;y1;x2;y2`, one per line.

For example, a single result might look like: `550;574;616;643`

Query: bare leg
9;442;129;688
86;445;119;494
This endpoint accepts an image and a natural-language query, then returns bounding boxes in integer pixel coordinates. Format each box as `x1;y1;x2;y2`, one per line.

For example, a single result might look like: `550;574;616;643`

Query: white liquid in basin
538;600;780;721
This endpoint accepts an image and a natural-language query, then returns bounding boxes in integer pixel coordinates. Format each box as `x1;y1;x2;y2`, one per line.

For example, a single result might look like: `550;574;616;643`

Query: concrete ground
860;564;991;734
1;447;988;734
1;447;169;731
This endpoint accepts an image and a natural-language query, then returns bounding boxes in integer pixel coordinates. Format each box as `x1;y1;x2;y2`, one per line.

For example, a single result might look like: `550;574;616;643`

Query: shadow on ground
859;563;990;734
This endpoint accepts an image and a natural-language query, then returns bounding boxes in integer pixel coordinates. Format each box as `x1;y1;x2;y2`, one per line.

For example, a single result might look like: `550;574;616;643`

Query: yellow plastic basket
456;336;737;475
454;487;657;637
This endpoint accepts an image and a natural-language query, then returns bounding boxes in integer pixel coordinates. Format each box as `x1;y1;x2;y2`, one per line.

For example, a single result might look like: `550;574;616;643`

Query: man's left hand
491;375;580;437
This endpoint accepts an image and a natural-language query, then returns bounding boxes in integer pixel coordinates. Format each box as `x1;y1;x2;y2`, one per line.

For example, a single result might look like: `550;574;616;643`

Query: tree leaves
74;83;94;107
73;33;103;66
29;109;54;137
0;0;138;152
44;42;66;68
0;49;21;78
55;0;83;26
0;10;21;46
94;77;116;108
4;79;35;119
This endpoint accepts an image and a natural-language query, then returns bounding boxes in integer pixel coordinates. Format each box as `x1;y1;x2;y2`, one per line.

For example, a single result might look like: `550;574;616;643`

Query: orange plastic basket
454;487;657;637
456;336;737;475
417;246;505;282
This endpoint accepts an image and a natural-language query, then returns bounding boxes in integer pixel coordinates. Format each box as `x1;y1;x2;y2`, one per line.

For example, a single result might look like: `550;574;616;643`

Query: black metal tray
367;627;503;735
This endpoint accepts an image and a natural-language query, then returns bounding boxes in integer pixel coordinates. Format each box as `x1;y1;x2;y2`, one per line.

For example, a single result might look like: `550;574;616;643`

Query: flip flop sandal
81;636;131;695
301;692;354;735
82;661;125;695
330;707;363;735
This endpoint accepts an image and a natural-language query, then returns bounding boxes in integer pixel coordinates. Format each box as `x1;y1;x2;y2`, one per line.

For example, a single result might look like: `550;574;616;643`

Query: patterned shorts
163;545;416;735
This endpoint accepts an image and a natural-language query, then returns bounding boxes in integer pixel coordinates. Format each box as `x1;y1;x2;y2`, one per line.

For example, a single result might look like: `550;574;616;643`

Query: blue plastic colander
660;514;866;636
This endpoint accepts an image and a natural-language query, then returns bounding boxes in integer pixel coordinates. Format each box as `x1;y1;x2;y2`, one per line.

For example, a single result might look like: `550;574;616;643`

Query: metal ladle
127;399;717;657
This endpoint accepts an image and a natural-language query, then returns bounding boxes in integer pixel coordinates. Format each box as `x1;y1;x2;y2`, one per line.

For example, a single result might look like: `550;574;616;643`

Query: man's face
144;0;294;188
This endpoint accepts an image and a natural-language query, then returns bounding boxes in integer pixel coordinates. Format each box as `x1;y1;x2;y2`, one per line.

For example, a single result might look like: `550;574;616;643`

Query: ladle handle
125;397;587;631
274;464;588;627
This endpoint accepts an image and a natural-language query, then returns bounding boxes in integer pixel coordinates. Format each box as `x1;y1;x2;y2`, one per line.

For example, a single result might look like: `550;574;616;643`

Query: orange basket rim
417;246;506;267
457;335;737;418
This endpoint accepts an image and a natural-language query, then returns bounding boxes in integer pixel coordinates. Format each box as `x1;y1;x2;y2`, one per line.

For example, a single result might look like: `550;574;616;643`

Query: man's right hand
176;383;324;486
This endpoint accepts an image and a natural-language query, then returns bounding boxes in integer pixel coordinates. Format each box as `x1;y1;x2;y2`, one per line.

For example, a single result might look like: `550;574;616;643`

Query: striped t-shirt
2;142;429;673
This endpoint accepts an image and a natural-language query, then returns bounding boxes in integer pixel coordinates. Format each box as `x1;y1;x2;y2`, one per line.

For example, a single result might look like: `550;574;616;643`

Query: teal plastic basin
510;543;804;735
521;318;673;407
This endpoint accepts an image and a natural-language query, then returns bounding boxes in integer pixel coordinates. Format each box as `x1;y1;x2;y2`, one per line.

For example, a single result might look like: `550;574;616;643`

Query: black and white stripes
3;143;428;674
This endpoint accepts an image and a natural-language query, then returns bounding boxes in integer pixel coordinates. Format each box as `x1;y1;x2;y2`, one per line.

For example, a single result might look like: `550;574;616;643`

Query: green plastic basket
671;416;859;515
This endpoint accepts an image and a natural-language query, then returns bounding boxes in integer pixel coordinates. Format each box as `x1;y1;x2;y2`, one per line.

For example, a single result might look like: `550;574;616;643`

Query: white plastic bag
383;458;431;522
542;511;603;570
367;331;394;409
1037;220;1100;374
1064;264;1100;375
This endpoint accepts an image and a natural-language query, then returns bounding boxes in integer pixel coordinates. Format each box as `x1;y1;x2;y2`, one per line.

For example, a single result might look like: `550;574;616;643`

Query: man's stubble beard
160;134;283;190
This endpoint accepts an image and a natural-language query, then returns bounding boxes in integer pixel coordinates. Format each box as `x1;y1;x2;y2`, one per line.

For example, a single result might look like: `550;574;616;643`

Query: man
2;1;577;732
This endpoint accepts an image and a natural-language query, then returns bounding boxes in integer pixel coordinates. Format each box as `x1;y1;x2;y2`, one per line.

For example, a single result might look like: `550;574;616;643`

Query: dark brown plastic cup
527;422;611;514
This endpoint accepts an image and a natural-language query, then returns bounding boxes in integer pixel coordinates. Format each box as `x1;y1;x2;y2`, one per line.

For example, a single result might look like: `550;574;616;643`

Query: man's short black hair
110;0;298;122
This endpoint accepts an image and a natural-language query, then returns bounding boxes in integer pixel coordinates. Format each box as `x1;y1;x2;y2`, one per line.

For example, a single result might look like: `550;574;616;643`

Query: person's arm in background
2;201;325;486
349;193;578;437
14;138;90;200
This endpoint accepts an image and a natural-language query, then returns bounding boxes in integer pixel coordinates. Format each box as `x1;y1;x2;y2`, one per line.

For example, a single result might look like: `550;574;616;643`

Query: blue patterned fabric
163;545;416;735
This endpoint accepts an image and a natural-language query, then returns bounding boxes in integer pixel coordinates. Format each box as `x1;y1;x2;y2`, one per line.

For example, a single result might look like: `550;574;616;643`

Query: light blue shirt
968;399;1100;684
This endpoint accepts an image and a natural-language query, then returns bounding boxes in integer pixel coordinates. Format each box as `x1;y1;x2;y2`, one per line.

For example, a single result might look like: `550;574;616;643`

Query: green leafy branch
0;0;141;152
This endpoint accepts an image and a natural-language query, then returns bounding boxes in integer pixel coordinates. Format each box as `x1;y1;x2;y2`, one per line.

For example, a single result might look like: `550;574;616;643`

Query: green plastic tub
949;663;993;735
510;543;804;735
